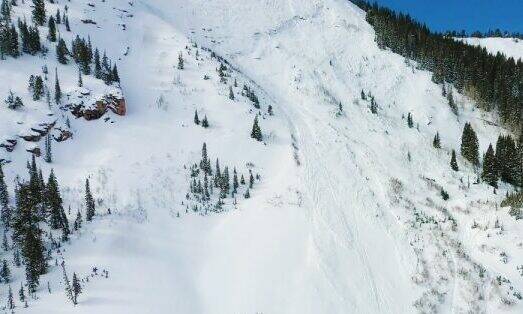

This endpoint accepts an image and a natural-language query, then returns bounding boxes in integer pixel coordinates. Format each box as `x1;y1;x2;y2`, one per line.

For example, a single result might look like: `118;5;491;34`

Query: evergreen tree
482;144;498;187
0;0;10;22
250;115;263;141
194;110;200;125
361;90;366;100
71;273;81;305
268;105;273;115
177;52;184;70
6;285;14;310
244;188;250;199
44;134;52;163
78;69;83;87
94;48;101;79
18;282;24;303
0;259;10;283
73;210;82;231
433;132;441;149
249;170;254;189
56;38;69;64
460;123;480;167
201;116;209;128
45;170;63;229
0;164;9;227
54;69;61;104
407;112;414;128
85;179;95;221
447;87;458;115
450;150;459;171
229;86;235;100
47;16;56;42
31;75;44;100
31;0;45;26
112;64;120;83
65;16;70;32
200;143;211;175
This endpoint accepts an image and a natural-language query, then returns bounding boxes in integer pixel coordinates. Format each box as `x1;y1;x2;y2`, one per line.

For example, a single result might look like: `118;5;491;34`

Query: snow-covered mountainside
460;37;523;61
0;0;523;313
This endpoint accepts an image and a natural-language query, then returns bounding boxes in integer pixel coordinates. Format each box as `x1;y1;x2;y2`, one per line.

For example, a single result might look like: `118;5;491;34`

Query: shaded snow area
460;37;523;61
0;0;522;313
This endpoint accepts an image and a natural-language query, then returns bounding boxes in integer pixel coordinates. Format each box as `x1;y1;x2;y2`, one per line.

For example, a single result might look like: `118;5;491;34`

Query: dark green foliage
45;170;63;229
353;0;523;130
56;38;69;64
450;150;459;171
0;259;10;282
0;164;9;227
54;69;61;104
1;0;10;22
44;133;52;163
73;210;82;231
229;86;234;100
201;116;209;128
440;189;449;201
194;110;200;125
433;132;441;149
71;273;82;304
5;90;23;109
242;85;260;108
178;52;184;70
47;16;56;42
370;97;377;114
447;87;458;115
481;144;498;187
361;90;366;100
0;23;19;58
460;122;479;167
407;112;414;128
32;0;45;25
29;75;44;100
200;143;211;175
85;179;95;221
251;115;263;141
268;105;273;115
495;134;520;186
19;19;41;55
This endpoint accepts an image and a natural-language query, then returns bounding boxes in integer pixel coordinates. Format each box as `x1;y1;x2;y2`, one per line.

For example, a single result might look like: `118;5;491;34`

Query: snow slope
460;37;523;61
0;0;522;313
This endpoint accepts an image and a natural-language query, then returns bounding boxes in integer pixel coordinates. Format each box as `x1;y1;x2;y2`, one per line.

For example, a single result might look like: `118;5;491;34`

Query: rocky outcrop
0;139;17;152
26;147;41;157
69;91;126;121
54;128;73;142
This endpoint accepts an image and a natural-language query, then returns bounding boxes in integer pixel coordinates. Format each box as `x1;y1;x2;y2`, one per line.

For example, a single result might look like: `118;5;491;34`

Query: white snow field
460;37;523;61
1;0;523;313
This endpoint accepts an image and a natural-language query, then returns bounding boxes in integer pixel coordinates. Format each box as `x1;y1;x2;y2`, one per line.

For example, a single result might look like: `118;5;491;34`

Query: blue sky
373;0;523;34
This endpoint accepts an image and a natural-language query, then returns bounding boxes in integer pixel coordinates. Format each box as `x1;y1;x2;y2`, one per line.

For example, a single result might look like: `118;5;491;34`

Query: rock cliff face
67;89;127;121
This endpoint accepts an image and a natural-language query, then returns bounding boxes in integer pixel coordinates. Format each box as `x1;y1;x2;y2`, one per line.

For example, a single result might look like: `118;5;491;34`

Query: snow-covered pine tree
194;110;200;125
460;123;479;167
54;69;61;104
251;115;263;141
44;134;52;163
433;132;441;149
56;38;69;64
0;259;10;282
0;164;9;227
482;144;497;187
85;179;95;221
31;0;45;26
7;285;14;310
450;149;459;171
407;112;414;128
178;52;184;70
72;273;82;305
202;116;209;128
47;16;56;42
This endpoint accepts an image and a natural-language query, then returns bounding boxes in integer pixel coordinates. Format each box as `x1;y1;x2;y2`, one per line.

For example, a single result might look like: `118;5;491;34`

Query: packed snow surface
0;0;522;313
460;37;523;61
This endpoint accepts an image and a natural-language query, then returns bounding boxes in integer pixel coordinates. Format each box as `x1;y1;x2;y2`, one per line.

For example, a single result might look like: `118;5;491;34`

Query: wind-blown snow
0;0;522;313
